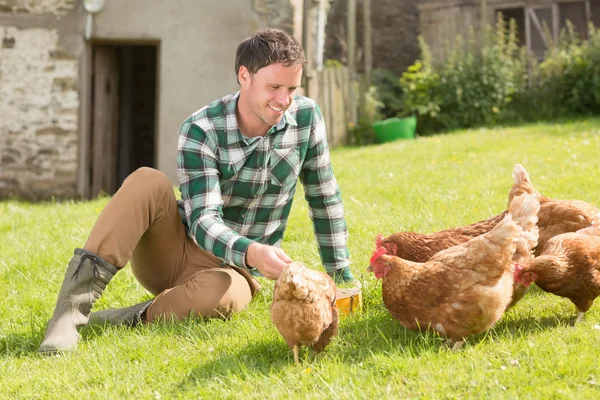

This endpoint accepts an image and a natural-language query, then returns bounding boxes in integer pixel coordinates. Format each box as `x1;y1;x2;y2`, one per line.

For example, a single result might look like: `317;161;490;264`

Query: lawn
1;118;600;399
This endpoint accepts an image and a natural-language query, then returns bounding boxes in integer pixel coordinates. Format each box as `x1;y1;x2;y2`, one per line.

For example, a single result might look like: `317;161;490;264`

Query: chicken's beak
366;265;373;273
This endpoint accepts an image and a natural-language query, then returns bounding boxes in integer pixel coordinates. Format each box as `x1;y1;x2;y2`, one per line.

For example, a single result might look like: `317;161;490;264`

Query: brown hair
235;28;306;81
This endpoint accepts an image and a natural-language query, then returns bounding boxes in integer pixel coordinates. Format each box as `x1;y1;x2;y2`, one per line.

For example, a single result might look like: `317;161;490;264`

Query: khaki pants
83;167;260;322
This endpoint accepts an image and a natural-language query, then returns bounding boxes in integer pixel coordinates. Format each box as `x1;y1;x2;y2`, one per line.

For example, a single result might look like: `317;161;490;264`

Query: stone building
0;0;296;200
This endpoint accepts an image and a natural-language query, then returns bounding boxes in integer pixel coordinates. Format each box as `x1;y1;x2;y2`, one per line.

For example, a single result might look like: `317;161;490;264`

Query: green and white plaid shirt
177;91;349;275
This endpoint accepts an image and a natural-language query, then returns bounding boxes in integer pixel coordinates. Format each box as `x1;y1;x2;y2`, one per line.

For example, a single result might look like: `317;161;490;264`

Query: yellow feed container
335;285;362;316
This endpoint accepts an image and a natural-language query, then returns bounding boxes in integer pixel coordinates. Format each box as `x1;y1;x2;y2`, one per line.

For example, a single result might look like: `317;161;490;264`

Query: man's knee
192;269;252;318
147;269;253;322
122;167;173;194
189;269;252;319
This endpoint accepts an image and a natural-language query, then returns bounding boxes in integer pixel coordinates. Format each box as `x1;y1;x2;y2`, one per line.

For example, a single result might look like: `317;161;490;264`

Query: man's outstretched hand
246;243;293;280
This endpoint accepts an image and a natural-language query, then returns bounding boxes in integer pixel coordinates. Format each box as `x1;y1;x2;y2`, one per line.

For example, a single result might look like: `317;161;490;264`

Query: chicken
378;215;536;310
505;203;541;309
506;169;542;307
368;193;540;350
271;262;339;364
377;213;507;263
508;235;538;308
515;227;600;323
379;164;599;262
509;164;600;255
378;165;539;309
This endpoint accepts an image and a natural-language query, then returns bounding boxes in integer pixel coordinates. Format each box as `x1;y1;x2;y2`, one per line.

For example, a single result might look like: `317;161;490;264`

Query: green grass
2;118;600;399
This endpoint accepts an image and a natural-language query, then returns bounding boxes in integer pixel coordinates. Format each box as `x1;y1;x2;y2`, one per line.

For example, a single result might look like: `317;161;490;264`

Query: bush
348;18;600;140
534;22;600;116
400;15;528;134
372;68;406;119
441;19;528;130
349;85;384;145
399;38;442;134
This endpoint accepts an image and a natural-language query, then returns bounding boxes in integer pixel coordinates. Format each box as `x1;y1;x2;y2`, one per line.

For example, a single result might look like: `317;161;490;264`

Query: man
38;28;354;354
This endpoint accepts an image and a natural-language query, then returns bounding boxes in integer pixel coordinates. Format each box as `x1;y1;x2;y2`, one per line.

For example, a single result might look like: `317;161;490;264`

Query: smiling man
38;28;354;353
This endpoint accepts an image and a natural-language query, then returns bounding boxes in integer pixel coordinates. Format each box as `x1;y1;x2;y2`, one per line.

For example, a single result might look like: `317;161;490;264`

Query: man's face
238;62;303;129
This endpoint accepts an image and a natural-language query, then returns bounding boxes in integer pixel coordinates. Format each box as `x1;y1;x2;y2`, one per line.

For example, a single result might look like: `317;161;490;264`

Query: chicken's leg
451;341;465;352
574;311;585;324
293;344;300;364
445;338;464;351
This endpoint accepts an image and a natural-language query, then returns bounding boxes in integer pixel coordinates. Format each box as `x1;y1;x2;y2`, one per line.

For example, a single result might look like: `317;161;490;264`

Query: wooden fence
307;65;356;147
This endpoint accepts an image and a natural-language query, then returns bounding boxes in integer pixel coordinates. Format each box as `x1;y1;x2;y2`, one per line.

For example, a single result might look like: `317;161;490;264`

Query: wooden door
91;46;120;197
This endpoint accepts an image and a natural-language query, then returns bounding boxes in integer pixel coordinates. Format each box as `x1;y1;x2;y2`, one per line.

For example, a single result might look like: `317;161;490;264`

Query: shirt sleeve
298;104;350;274
177;120;254;269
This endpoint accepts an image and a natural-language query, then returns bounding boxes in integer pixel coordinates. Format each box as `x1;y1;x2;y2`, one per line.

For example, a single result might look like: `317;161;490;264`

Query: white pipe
85;12;93;40
316;0;326;71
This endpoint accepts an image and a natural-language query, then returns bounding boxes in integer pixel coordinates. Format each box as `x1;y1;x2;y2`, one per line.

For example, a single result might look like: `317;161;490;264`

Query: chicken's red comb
376;234;384;247
370;246;387;265
513;263;522;281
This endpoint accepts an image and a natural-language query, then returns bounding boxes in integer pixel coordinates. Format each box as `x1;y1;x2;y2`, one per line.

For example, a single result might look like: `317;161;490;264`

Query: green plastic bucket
372;116;416;143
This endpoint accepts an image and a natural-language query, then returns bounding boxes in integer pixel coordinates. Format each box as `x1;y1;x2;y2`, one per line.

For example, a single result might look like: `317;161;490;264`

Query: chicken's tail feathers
512;164;530;184
486;212;521;246
507;192;541;253
312;308;339;353
508;192;541;233
509;164;539;202
485;193;538;246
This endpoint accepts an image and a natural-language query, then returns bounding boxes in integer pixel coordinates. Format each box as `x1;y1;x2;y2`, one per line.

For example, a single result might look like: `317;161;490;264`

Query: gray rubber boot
89;299;154;327
38;248;118;354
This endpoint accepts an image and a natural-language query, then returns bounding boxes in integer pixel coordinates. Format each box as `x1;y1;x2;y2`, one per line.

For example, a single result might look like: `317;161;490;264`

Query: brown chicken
368;193;540;350
505;166;545;307
509;164;600;255
379;164;599;262
508;234;538;308
271;262;339;364
377;212;507;263
378;164;540;308
515;227;600;323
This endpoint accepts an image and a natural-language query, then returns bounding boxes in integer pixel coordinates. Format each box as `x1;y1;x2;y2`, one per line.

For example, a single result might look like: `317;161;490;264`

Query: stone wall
324;0;421;76
0;25;79;199
0;0;296;200
0;0;76;15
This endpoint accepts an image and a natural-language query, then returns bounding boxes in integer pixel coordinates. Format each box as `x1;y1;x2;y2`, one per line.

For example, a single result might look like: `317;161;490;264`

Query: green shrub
400;15;528;134
535;22;600;116
398;38;442;134
441;19;527;130
348;17;600;139
349;85;384;145
372;68;406;119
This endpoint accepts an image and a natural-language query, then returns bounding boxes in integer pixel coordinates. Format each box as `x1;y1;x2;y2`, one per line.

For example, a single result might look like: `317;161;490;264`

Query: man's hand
246;243;293;280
